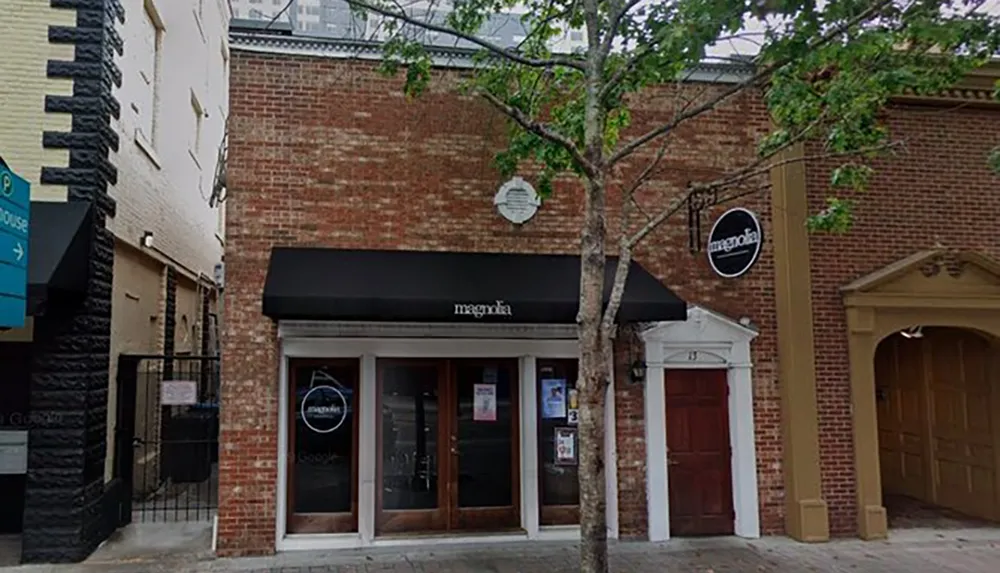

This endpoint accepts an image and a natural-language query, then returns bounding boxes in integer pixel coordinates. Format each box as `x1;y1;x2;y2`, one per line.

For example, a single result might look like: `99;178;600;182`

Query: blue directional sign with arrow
0;165;30;328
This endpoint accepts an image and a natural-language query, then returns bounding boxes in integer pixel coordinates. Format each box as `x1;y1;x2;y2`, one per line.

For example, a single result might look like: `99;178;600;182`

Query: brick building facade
220;25;1000;557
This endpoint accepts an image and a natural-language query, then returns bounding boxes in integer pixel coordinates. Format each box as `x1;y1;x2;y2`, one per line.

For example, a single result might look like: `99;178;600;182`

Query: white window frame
137;0;165;161
274;322;620;551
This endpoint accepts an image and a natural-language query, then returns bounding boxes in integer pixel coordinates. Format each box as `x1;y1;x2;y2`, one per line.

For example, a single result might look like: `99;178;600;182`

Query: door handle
450;447;459;455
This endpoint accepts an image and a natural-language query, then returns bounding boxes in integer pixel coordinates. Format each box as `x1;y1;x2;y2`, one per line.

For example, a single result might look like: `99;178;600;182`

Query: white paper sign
162;380;198;405
555;427;577;465
473;383;497;422
0;431;28;475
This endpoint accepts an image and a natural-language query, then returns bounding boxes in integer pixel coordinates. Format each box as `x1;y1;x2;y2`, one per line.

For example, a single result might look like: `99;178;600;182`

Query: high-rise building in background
229;0;586;52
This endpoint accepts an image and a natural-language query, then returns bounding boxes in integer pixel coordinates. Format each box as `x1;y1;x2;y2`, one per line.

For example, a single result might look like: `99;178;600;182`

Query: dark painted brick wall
21;0;125;563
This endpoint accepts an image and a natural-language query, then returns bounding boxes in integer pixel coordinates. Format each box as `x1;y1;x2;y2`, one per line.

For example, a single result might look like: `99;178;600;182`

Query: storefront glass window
290;361;357;523
537;359;580;525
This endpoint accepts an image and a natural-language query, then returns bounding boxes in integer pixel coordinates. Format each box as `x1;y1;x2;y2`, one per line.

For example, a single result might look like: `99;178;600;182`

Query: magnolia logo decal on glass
706;207;763;278
300;370;349;434
454;300;513;318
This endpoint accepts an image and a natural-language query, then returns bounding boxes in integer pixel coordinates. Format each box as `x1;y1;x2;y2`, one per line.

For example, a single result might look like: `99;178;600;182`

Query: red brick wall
222;49;783;554
806;103;1000;536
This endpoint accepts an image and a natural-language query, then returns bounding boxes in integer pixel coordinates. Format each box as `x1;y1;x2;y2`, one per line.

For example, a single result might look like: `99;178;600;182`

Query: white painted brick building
0;0;231;493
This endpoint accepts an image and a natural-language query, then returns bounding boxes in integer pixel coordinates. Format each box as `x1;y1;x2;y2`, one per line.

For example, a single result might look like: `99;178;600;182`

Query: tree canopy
343;0;999;234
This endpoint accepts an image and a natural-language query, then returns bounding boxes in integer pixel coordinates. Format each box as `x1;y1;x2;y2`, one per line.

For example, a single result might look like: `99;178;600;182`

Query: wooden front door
375;358;521;535
665;368;735;536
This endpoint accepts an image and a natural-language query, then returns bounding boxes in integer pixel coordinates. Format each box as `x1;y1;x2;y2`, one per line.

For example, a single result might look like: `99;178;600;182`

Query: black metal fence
114;354;220;524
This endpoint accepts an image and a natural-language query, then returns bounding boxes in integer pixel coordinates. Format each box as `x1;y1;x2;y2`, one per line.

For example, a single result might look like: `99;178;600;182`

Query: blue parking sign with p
0;165;30;329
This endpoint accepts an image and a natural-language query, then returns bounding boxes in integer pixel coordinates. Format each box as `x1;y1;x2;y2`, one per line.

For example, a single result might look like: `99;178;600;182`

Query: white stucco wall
109;0;230;279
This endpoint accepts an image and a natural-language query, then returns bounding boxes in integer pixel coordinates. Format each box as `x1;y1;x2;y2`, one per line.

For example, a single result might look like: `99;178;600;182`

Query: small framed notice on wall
161;380;197;406
554;427;577;465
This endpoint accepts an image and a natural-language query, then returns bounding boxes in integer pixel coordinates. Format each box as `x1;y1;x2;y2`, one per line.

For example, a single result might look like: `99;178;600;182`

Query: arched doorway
875;326;1000;527
843;248;1000;540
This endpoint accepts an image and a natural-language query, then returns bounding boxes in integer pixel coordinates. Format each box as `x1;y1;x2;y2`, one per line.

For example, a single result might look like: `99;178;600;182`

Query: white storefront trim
275;322;620;552
641;305;761;541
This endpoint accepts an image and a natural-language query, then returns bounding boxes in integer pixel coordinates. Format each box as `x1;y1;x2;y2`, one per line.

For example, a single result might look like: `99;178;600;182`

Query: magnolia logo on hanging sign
708;227;760;254
706;207;763;279
454;300;513;318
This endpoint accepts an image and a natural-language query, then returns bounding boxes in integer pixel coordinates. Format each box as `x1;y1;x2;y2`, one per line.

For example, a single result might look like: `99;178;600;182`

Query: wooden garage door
876;327;999;521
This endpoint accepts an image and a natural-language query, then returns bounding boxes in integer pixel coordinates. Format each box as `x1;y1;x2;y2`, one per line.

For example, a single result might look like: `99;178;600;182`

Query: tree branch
601;183;634;337
478;90;596;177
626;139;904;249
600;0;644;61
343;0;587;71
606;0;895;166
617;65;743;202
597;44;653;103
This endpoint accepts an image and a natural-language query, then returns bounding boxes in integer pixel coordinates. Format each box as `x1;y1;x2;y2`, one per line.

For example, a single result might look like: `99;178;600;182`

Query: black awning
28;201;93;316
262;248;686;324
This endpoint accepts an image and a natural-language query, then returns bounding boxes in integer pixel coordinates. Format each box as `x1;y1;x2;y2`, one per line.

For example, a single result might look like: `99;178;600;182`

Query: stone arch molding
843;248;1000;540
641;304;760;540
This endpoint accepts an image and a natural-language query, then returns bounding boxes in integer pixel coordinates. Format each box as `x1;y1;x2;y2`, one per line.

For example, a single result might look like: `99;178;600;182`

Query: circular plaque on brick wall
706;207;763;278
494;176;541;224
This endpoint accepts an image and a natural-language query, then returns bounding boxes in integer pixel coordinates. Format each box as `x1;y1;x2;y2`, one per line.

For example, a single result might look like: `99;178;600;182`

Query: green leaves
378;31;433;98
989;147;1000;176
807;197;854;233
830;163;874;191
349;0;1000;237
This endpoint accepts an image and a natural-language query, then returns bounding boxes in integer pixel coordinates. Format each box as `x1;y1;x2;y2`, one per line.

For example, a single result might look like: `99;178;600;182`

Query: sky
233;0;1000;60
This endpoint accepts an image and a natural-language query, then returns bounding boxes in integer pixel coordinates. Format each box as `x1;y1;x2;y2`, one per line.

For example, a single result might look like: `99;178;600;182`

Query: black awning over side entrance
28;201;94;316
262;247;687;324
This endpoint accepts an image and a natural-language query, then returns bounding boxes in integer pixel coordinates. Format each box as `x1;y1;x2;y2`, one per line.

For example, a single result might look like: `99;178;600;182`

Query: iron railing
114;354;220;524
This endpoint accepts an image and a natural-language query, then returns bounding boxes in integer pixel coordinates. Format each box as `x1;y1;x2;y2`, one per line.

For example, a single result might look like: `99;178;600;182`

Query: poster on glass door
473;383;497;422
541;378;566;419
555;427;577;465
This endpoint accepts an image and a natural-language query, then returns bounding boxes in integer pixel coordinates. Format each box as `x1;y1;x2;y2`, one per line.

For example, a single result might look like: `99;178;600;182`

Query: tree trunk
578;175;609;573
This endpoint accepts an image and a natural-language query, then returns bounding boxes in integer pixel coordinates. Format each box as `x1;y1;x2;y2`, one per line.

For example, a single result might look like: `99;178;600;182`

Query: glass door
287;359;360;533
376;360;447;534
537;359;580;526
375;358;521;535
450;359;520;531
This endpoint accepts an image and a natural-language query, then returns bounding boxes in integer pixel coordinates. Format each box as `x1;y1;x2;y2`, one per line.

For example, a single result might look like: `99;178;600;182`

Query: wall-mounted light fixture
900;325;924;339
629;359;648;385
140;231;153;248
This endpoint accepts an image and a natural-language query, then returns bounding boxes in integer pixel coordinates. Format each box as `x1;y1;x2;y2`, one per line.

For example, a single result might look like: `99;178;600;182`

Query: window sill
135;131;162;170
189;148;202;171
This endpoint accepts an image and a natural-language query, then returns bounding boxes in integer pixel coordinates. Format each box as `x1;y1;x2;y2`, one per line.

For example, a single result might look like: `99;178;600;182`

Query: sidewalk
4;529;1000;573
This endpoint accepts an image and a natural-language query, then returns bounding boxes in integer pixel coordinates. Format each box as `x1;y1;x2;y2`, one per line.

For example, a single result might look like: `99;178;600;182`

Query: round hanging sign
300;383;348;434
706;207;763;278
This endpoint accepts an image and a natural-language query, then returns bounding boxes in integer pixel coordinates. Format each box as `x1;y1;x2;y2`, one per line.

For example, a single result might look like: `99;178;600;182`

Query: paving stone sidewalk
5;529;1000;573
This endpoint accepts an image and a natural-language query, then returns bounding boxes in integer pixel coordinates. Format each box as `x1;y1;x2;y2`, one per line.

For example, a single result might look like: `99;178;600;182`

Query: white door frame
273;321;620;551
641;305;761;540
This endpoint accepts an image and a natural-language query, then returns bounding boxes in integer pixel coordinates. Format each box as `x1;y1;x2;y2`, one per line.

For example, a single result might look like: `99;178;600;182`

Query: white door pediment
641;303;761;541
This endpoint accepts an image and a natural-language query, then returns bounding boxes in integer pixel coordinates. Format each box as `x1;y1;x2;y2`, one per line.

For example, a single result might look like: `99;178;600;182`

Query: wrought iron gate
114;354;220;523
